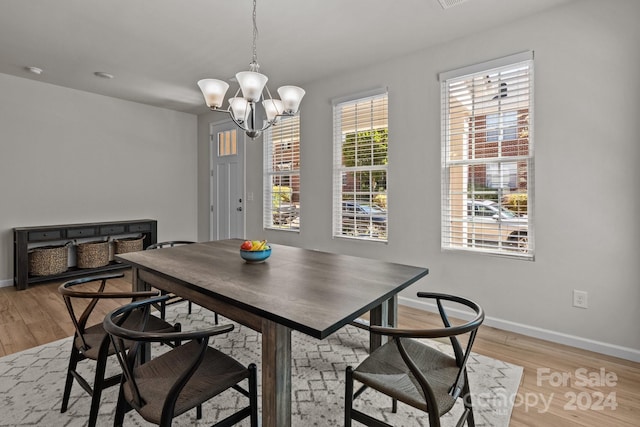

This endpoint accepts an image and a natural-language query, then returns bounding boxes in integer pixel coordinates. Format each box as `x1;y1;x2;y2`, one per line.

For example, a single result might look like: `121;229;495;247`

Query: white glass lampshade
229;97;250;123
277;86;305;113
197;79;230;109
236;71;268;102
263;99;284;122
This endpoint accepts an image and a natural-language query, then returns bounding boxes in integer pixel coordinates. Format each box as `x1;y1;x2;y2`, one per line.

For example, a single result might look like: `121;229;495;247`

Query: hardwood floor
1;272;638;426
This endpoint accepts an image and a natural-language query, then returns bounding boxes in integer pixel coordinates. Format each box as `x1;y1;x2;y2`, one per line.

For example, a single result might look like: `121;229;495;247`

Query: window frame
332;90;389;242
440;52;535;259
263;115;301;232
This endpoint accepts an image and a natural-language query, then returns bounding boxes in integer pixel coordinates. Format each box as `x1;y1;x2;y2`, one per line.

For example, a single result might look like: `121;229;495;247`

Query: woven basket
114;235;144;254
76;240;110;268
28;244;69;276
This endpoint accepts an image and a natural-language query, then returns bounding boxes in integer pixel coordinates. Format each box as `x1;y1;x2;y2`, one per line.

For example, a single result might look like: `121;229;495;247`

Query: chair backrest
103;296;234;411
369;292;484;401
146;241;195;250
58;273;159;351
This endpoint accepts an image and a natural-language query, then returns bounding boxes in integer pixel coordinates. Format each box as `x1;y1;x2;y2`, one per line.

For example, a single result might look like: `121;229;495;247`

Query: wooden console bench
13;219;157;290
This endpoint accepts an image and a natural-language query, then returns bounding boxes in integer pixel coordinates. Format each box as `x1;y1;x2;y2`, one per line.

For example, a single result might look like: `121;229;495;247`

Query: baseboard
399;296;640;363
0;279;13;288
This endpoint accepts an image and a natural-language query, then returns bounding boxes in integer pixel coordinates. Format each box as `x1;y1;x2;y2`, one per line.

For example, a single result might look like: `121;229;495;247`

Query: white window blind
263;116;300;231
441;54;534;258
333;92;388;241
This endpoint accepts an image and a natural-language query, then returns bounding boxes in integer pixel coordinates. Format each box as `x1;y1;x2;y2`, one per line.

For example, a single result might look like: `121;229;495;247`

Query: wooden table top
116;239;429;339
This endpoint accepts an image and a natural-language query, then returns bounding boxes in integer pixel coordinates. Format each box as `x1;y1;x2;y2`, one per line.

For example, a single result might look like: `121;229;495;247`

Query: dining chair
104;295;258;427
344;292;485;427
146;241;218;324
58;273;181;427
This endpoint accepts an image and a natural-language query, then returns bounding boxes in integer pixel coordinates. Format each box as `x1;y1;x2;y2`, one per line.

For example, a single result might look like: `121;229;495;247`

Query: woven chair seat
127;340;251;424
353;338;459;415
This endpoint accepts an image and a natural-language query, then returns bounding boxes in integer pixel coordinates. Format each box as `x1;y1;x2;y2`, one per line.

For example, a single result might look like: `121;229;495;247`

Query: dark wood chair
58;273;181;427
344;292;485;427
146;241;218;324
103;295;258;427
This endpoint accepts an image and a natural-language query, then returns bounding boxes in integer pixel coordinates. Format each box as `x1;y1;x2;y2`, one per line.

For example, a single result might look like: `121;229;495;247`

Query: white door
210;121;245;240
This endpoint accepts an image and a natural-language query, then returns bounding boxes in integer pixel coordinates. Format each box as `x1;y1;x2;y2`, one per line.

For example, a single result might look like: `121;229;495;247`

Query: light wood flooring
0;272;638;426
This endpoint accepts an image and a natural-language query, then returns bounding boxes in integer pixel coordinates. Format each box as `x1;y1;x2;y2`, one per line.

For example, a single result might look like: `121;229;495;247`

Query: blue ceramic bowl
240;247;271;263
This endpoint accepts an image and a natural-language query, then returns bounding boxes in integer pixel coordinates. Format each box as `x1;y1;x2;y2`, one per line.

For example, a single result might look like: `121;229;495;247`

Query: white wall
0;73;198;284
198;0;640;360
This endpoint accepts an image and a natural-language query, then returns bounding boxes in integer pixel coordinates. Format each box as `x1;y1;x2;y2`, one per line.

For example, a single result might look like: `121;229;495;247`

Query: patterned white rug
0;305;522;426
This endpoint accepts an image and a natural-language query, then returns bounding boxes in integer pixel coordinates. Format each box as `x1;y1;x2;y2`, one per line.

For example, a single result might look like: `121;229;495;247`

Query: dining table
116;239;429;427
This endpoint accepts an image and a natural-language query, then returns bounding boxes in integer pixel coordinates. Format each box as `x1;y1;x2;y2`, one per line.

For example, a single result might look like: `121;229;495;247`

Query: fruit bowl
240;247;271;263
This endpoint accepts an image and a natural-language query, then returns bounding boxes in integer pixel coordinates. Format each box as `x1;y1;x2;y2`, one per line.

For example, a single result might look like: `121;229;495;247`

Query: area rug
0;305;522;426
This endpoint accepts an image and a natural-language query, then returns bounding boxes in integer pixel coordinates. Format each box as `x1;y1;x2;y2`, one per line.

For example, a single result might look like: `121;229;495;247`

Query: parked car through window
342;201;387;237
467;200;528;252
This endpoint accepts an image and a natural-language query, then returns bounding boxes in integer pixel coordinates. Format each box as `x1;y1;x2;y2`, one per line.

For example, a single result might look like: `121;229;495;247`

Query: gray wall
0;73;198;283
197;0;640;360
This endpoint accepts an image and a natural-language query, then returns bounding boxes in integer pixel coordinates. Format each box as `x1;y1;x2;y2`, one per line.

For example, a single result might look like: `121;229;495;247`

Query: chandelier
197;0;305;139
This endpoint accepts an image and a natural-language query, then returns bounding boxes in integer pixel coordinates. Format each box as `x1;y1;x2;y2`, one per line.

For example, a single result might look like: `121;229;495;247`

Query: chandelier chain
252;0;259;68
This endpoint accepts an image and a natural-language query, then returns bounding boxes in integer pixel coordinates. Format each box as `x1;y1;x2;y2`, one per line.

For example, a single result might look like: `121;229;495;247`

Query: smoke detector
438;0;469;9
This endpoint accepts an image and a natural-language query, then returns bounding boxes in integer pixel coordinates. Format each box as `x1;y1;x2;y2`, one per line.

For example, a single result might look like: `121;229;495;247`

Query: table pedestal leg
369;295;397;353
262;319;292;427
131;267;145;291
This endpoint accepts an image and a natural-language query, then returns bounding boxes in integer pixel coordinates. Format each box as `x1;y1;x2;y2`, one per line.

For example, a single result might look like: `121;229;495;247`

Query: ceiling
0;0;575;115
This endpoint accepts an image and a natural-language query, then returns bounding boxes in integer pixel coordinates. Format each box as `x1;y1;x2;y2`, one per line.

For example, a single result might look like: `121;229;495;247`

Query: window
333;91;388;241
440;52;534;258
263;116;300;231
217;129;237;156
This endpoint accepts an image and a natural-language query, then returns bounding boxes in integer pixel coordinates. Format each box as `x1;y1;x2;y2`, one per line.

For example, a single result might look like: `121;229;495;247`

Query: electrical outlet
573;290;588;309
